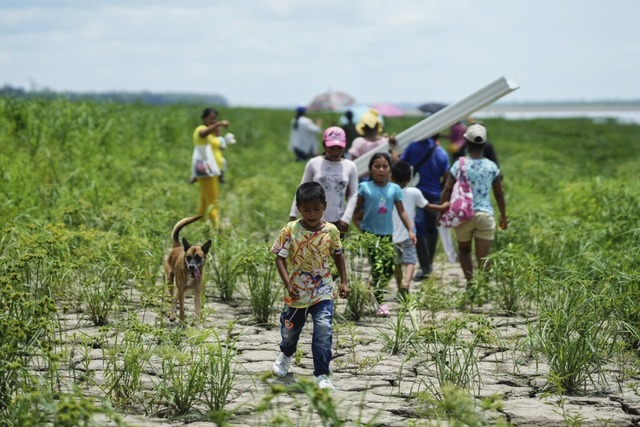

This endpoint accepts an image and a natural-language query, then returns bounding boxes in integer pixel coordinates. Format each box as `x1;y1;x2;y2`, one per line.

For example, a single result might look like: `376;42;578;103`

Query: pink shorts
454;211;495;242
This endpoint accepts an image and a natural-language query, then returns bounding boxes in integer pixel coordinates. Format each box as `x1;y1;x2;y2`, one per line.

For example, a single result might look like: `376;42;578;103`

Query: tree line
0;84;228;106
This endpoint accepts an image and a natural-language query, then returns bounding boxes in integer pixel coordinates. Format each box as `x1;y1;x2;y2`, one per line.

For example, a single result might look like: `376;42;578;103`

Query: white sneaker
272;352;292;377
316;374;335;391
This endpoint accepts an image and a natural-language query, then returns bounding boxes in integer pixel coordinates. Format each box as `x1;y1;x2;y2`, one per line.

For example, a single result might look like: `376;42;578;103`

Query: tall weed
378;293;420;355
70;261;128;326
344;279;374;321
154;345;206;416
410;315;495;398
0;253;58;414
100;325;152;410
238;244;281;325
207;229;242;301
334;321;382;374
201;325;240;423
410;383;507;427
527;273;619;394
343;233;378;321
484;247;539;315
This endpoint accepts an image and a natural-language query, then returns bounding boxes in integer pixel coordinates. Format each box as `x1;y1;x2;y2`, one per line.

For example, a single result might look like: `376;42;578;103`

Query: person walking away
400;134;450;280
438;123;507;283
441;121;467;159
452;119;500;168
391;161;449;297
289;105;322;161
354;153;416;316
340;110;358;158
193;107;229;227
289;127;358;236
272;182;349;391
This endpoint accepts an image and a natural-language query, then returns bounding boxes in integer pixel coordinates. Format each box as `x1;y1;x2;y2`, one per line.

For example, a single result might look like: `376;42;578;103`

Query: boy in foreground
271;182;349;391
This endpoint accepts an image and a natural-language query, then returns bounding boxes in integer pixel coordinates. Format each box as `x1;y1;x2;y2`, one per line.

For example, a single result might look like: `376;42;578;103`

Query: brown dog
164;215;212;322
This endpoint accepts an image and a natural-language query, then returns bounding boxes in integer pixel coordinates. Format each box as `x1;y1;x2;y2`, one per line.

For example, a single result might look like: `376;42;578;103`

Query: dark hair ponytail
293;110;305;130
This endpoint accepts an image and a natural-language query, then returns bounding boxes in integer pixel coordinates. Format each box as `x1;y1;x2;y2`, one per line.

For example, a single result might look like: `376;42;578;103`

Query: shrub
238;244;281;326
201;326;240;422
527;273;619;394
71;261;128;326
0;253;58;414
207;229;242;301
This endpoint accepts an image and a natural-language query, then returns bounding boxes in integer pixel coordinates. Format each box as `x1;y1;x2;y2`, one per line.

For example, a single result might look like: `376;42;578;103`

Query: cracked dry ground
60;260;640;426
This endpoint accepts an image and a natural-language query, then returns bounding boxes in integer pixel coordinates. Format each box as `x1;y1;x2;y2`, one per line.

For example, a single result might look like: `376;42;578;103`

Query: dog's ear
182;237;191;252
201;239;212;256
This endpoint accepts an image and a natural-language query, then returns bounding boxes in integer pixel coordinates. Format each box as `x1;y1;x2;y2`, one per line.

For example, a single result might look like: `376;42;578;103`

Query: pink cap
323;126;346;148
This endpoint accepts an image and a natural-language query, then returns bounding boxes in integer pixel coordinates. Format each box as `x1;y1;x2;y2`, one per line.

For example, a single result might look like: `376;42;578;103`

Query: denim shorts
394;238;417;264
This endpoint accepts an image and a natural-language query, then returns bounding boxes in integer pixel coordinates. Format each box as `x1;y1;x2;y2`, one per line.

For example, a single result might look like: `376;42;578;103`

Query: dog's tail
171;215;203;248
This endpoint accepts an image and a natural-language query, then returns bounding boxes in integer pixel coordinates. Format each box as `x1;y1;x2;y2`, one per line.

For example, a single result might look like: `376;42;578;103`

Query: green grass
2;97;640;423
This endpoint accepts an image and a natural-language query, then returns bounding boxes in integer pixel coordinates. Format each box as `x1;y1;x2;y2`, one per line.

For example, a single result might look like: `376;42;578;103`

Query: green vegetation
0;84;229;106
1;97;639;424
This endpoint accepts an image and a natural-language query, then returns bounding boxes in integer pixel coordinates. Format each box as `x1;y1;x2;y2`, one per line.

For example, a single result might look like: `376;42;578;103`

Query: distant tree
0;84;229;106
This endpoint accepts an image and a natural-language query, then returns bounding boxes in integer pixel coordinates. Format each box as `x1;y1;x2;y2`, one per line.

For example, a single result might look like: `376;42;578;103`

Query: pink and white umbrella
308;90;356;111
370;102;405;117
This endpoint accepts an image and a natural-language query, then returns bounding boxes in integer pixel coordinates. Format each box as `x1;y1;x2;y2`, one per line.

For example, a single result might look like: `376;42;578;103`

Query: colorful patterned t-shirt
449;157;501;215
271;220;342;308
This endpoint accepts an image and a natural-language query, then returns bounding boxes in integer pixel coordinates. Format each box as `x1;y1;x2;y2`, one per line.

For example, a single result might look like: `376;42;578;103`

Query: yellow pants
196;176;219;226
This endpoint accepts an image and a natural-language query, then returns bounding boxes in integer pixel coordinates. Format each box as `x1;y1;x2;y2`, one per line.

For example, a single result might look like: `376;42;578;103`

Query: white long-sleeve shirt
289;156;359;224
289;116;321;156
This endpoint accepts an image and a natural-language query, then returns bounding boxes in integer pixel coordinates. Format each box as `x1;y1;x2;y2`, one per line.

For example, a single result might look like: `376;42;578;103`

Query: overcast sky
1;0;639;107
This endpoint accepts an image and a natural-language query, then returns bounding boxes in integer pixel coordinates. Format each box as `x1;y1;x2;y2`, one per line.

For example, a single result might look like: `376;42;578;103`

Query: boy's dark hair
296;182;326;205
391;160;412;183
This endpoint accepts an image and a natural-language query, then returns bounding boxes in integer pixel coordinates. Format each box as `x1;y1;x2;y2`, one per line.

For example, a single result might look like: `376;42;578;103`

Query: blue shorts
394;239;417;265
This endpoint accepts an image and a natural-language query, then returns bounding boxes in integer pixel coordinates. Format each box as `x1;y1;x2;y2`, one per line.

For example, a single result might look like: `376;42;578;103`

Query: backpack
440;157;474;227
407;142;437;187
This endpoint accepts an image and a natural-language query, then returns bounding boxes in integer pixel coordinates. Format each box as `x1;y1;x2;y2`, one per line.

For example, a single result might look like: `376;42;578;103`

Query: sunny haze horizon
1;0;639;108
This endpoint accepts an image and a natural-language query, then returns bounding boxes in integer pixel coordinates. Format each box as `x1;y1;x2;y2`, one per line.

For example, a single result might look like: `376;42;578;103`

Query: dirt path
62;259;640;426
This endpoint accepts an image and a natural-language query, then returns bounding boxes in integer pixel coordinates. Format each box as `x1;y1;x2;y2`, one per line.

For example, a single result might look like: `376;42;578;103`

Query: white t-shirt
392;187;428;243
290;157;359;223
289;116;321;155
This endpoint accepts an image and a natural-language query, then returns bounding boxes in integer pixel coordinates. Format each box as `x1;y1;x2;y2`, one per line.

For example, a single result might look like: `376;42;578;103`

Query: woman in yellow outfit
193;108;228;226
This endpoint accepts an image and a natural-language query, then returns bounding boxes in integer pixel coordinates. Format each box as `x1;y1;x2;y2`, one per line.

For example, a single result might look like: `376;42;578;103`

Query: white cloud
1;0;639;106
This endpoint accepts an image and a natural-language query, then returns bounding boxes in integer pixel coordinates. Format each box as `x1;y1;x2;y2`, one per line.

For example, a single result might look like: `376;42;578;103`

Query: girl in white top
289;127;358;234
